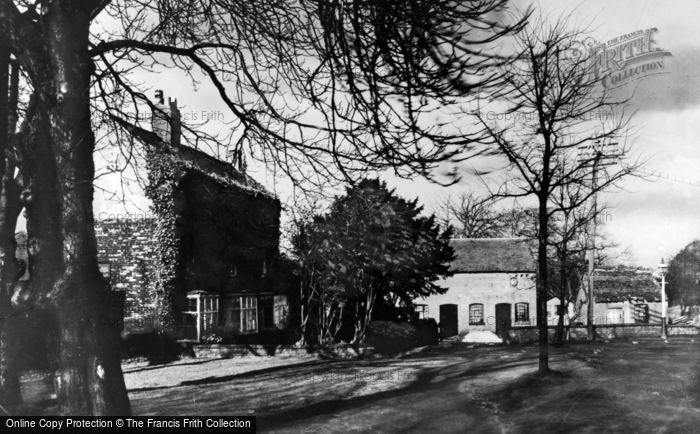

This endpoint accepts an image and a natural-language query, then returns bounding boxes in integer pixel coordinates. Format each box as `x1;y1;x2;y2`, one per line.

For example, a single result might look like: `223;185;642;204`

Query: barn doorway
439;304;458;339
607;307;623;324
495;303;512;340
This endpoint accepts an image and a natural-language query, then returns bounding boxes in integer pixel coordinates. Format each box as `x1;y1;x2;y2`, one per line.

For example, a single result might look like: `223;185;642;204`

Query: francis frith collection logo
574;27;672;88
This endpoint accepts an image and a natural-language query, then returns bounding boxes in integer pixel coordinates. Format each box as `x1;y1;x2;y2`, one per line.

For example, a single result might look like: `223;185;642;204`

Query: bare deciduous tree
0;0;527;413
549;180;616;345
438;193;501;238
473;16;640;374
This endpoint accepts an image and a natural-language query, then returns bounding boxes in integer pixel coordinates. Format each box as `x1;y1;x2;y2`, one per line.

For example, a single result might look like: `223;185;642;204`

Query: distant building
546;297;577;326
547;268;666;326
417;238;537;339
587;268;665;325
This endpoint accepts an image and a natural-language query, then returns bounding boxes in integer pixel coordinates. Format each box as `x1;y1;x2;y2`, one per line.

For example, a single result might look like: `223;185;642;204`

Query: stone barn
416;238;537;339
547;268;666;326
589;268;665;325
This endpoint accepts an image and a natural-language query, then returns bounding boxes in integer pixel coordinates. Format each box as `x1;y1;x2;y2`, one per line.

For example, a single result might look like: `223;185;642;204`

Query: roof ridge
449;236;537;273
450;237;531;241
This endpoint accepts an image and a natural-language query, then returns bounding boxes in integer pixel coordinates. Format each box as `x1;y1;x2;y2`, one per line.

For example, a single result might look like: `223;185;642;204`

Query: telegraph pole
578;141;619;341
586;159;598;340
659;259;669;340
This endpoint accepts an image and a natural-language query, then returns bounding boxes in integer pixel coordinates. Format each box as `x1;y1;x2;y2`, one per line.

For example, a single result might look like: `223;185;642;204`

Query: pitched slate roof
450;238;536;273
593;269;661;302
111;115;276;200
163;141;276;200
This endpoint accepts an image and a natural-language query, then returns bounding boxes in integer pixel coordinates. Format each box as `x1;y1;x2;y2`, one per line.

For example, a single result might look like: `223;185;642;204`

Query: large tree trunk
352;281;376;348
0;169;23;413
39;3;129;415
0;172;22;414
0;41;21;413
21;100;64;413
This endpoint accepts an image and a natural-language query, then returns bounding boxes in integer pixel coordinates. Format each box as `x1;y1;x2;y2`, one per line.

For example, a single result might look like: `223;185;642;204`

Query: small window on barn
515;303;529;323
634;303;649;323
414;304;428;320
469;303;484;325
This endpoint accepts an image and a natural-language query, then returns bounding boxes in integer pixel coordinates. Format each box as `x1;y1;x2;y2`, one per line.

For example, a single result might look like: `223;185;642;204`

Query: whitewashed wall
419;272;537;334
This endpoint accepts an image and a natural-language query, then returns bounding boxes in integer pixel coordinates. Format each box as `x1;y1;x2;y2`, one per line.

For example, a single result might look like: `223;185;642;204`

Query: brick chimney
151;89;181;146
226;146;247;173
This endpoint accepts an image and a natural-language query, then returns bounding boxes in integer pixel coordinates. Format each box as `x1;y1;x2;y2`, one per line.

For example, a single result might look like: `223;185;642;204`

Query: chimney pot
155;89;164;105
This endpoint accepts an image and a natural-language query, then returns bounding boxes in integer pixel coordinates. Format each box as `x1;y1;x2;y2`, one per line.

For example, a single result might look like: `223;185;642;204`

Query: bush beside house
364;319;438;355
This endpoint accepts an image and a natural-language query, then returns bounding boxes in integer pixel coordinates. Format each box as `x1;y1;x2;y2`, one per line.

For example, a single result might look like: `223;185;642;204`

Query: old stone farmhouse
416;238;537;339
93;94;292;343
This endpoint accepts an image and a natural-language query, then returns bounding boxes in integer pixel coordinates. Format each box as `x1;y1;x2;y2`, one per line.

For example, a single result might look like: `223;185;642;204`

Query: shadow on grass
256;358;540;431
484;367;666;433
127;359;340;393
127;340;700;431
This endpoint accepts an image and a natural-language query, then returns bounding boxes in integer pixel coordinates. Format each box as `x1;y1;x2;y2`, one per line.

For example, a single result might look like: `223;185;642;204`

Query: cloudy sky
389;0;700;268
94;0;700;268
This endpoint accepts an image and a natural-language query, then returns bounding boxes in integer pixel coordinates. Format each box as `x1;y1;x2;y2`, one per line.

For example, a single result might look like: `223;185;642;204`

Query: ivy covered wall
143;145;282;338
145;150;189;336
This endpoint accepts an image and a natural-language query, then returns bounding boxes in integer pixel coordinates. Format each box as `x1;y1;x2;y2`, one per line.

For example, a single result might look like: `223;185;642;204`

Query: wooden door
495;303;512;340
439;304;458;338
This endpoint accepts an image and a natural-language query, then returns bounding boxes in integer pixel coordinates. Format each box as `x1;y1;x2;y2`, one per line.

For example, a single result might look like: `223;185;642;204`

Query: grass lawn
121;337;700;433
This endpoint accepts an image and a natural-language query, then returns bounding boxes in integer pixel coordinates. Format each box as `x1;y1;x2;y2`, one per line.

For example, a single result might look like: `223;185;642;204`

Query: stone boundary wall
507;324;699;344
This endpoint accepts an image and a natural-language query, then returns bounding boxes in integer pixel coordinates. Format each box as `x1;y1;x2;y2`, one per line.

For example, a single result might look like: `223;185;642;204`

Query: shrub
364;320;429;355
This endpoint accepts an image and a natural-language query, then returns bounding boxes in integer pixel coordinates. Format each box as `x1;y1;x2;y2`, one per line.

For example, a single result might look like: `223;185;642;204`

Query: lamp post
658;259;668;340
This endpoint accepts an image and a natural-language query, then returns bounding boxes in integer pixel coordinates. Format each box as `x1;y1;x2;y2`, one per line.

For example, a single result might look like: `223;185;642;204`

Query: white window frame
515;302;529;323
183;293;219;341
239;296;258;333
414;304;428;320
469;303;484;325
182;295;199;341
201;295;219;336
273;295;289;329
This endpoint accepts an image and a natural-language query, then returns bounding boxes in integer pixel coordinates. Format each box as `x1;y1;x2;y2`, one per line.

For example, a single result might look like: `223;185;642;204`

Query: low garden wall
192;320;437;359
507;324;700;344
192;343;375;359
192;344;309;358
121;319;436;360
